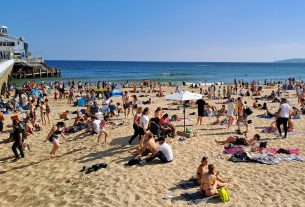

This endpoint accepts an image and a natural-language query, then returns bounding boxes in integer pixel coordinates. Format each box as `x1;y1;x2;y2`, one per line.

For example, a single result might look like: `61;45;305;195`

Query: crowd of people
1;77;304;198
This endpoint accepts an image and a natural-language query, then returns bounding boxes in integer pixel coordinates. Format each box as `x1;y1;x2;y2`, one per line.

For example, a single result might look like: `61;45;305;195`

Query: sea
41;60;305;85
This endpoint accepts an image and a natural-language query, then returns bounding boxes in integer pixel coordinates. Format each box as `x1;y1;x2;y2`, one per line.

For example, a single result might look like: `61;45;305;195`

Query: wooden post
32;67;35;78
39;67;42;77
46;69;49;77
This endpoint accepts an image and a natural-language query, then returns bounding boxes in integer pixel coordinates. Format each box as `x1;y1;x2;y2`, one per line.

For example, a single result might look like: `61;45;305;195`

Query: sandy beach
0;83;304;207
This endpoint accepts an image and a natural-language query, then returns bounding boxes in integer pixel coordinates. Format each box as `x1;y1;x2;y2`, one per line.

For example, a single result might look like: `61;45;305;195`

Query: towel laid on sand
223;146;244;154
177;180;199;189
181;191;217;205
230;152;304;165
259;148;301;155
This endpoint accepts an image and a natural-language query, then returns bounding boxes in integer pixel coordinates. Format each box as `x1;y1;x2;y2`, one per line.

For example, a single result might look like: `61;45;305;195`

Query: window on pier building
0;41;15;46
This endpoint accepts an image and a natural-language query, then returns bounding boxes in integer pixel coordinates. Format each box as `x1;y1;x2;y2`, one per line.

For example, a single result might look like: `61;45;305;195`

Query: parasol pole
184;106;186;132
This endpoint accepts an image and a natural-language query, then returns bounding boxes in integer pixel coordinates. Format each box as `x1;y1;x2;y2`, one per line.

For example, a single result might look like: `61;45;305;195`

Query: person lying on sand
200;164;227;197
215;133;260;146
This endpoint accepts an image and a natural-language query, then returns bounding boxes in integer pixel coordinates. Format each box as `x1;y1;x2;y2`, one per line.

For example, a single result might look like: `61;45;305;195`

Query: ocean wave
159;72;191;77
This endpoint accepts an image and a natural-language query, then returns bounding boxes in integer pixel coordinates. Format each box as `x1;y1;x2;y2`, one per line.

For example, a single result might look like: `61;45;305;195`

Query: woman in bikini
44;122;67;158
131;95;139;117
45;99;51;124
40;101;46;125
200;164;227;196
215;133;260;146
128;107;143;145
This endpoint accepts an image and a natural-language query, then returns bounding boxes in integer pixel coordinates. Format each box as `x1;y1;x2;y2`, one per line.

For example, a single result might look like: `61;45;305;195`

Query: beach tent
77;97;86;106
31;89;41;98
110;88;123;97
165;91;202;132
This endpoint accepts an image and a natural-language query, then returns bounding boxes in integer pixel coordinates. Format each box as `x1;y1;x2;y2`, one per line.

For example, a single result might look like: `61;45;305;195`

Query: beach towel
177;180;199;189
223;146;244;154
277;156;304;162
261;127;274;133
259;148;301;155
257;114;273;119
181;191;217;205
247;154;279;165
174;118;193;122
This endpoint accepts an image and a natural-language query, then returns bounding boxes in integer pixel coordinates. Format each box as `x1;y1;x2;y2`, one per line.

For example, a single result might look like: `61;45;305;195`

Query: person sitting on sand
142;98;152;105
130;132;157;156
213;105;226;124
73;111;83;126
290;107;300;119
34;123;43;131
288;118;294;132
200;164;227;197
262;121;277;133
215;133;260;146
44;122;67;158
197;156;227;185
253;99;259;109
139;137;173;164
160;114;176;137
197;156;209;185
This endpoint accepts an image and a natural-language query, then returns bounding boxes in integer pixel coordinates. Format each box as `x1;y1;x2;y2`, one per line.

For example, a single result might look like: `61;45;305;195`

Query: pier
11;60;61;79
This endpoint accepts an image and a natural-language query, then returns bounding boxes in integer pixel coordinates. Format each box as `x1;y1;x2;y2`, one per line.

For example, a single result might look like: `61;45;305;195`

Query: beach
0;83;305;207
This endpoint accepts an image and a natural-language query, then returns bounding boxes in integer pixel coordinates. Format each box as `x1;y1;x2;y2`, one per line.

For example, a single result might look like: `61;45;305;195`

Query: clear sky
2;0;305;61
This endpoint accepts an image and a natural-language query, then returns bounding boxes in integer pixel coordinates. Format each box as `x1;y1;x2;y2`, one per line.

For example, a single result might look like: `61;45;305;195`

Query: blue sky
2;0;305;61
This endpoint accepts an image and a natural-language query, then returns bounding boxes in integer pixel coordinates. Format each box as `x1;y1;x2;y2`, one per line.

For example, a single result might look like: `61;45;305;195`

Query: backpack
127;157;141;166
218;187;230;202
244;107;253;116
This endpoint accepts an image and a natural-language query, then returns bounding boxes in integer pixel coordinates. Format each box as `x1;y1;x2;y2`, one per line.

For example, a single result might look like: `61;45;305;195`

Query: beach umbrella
165;91;202;132
110;88;123;97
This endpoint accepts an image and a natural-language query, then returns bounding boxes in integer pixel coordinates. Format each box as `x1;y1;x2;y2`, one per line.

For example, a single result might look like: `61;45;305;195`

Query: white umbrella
165;91;202;132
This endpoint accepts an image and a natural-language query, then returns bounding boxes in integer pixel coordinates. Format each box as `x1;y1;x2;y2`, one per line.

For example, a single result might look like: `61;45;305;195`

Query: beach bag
259;141;267;148
127;157;141;166
218;188;230;202
244;107;253;116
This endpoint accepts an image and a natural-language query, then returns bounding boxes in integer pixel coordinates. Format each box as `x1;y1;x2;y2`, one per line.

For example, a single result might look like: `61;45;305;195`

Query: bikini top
53;129;62;135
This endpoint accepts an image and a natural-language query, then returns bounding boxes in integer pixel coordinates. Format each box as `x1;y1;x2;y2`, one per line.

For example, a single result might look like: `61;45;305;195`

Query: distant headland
275;58;305;63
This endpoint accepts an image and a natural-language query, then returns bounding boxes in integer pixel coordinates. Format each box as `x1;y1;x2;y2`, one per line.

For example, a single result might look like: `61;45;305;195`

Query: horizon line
45;59;280;63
